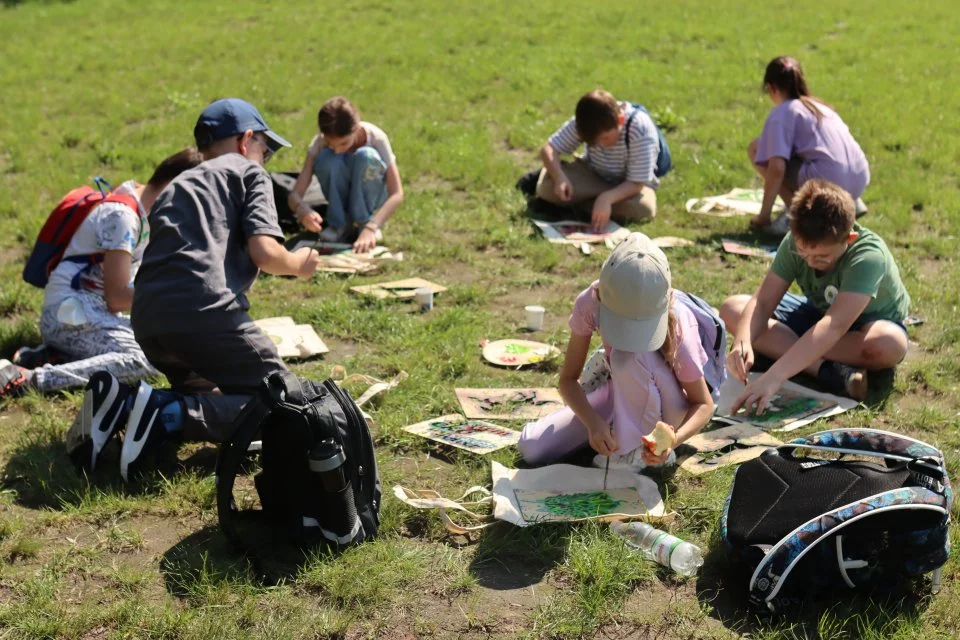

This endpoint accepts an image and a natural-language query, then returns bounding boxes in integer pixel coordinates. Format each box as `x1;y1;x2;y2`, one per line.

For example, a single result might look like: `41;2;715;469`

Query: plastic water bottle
610;521;704;577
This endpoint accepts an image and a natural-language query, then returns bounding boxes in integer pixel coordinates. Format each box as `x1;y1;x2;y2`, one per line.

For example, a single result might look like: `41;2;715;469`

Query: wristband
364;221;380;231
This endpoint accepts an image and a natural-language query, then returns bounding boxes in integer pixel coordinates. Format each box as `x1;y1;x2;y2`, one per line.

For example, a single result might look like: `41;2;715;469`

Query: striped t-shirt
548;102;660;188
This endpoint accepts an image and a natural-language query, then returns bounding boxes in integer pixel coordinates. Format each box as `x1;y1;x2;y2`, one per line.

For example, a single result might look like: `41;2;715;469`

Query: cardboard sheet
403;414;521;454
455;388;564;420
254;317;329;359
686;188;785;217
350;278;447;300
532;219;631;245
715;374;858;432
678;424;783;474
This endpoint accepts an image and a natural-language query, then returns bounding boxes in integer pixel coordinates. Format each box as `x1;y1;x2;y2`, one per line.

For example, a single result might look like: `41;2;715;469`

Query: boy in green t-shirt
720;179;910;410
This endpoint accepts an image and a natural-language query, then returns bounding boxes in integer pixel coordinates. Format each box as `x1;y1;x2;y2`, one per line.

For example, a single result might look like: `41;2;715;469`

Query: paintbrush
603;424;613;490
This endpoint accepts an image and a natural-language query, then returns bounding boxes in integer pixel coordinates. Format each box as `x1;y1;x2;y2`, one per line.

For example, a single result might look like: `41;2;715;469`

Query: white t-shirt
43;180;146;312
309;121;396;166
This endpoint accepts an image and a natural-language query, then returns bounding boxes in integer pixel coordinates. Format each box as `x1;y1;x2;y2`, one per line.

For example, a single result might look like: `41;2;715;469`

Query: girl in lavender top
748;56;870;236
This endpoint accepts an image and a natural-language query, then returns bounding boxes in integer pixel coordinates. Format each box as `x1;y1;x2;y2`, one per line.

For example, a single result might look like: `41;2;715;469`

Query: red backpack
23;177;139;288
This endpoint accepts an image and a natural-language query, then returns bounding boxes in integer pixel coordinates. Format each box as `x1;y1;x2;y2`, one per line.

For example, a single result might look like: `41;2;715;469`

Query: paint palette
455;388;564;420
513;488;648;523
725;390;837;430
403;414;521;454
481;339;561;367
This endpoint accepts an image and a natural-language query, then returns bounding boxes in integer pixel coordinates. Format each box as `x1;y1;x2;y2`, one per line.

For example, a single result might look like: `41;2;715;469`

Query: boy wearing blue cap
65;98;321;481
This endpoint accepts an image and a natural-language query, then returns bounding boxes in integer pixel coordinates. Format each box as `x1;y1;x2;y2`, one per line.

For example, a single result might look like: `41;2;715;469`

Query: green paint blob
542;491;624;518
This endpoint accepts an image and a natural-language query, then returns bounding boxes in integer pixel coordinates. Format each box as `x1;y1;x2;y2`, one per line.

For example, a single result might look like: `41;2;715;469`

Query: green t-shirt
770;224;910;324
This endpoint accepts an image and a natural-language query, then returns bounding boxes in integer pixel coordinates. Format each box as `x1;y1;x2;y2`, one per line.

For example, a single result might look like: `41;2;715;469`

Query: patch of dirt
915;256;949;285
322;337;360;363
0;244;24;269
494;137;536;167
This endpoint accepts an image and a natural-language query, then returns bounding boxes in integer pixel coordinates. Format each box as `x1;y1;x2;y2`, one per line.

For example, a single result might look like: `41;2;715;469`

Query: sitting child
518;233;715;471
535;89;662;229
748;56;870;236
0;149;201;398
289;96;404;253
721;179;910;411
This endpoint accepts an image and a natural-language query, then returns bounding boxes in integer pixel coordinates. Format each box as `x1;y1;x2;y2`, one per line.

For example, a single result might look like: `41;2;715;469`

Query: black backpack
721;428;951;614
216;371;381;549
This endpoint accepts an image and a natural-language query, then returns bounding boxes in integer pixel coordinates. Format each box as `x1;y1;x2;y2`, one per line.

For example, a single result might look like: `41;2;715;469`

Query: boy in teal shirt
720;179;910;409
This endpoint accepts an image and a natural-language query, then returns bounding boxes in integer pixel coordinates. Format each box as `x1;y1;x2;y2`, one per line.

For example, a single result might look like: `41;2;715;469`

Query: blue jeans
774;292;907;337
313;146;388;230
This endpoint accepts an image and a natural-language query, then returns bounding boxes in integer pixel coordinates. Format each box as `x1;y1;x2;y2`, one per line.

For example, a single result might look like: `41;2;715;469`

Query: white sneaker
593;448;676;473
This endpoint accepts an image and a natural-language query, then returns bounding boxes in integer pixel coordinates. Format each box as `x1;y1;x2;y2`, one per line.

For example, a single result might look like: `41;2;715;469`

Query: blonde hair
658;291;680;368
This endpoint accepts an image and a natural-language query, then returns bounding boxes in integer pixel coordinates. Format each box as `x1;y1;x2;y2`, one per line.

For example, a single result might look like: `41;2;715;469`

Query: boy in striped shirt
536;90;660;229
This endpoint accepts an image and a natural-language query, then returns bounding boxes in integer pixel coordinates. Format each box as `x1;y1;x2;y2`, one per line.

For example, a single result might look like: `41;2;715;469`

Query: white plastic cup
415;287;433;312
525;305;545;331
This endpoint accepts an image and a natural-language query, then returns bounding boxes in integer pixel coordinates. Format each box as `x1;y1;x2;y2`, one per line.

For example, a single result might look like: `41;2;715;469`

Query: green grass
2;0;960;637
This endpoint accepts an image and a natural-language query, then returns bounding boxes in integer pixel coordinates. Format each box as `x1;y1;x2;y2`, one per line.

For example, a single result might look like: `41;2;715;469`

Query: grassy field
2;0;959;638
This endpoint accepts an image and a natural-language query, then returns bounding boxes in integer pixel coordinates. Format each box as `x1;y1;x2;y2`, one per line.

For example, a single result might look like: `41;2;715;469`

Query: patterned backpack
721;428;951;614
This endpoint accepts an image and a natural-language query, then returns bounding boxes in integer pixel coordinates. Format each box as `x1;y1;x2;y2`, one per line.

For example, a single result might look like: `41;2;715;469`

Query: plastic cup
525;305;545;331
415;287;434;312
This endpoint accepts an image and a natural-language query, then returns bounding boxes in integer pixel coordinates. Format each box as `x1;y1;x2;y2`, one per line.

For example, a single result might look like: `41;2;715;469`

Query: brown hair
763;56;827;120
317;97;360;138
575;90;620;145
659;292;680;368
788;179;855;244
147;147;202;189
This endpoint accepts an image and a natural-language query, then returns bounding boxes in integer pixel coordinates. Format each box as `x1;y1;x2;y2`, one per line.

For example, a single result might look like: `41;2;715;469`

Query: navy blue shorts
773;292;908;337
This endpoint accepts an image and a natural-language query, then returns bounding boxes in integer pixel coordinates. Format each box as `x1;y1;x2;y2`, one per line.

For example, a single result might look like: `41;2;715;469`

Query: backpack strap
795;428;944;462
215;389;274;549
60;186;142;291
748;486;948;612
624;108;638;155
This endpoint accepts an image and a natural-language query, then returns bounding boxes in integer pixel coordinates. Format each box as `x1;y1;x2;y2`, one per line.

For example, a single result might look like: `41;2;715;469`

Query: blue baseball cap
193;98;291;151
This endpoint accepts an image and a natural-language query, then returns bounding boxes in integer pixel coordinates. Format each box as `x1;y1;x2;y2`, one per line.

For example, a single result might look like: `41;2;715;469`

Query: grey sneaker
764;214;791;238
854;198;868;219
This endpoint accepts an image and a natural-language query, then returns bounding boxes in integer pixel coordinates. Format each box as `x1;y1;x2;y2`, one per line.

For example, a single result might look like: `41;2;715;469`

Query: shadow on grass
1;432;220;511
468;522;571;590
696;544;936;636
159;523;317;592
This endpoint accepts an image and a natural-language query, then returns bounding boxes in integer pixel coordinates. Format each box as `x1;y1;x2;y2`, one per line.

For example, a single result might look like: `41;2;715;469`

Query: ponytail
763;56;828;121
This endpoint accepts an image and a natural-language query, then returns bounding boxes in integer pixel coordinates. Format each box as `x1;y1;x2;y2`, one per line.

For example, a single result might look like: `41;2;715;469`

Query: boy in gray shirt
66;98;321;481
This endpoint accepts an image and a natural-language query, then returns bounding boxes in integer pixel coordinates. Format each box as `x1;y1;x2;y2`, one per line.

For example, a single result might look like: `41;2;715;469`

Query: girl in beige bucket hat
518;233;715;472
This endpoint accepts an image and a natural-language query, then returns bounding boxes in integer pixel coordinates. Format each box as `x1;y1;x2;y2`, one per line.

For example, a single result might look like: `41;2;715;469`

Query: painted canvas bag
393;461;670;533
721;428;951;614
